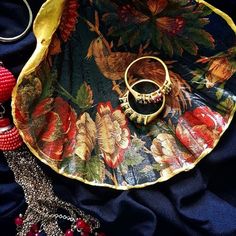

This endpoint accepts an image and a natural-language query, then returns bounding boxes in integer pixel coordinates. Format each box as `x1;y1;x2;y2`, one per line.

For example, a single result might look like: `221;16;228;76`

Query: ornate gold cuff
124;56;171;104
120;79;166;125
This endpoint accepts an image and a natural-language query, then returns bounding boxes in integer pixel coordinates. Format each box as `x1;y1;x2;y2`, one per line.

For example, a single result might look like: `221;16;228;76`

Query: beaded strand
0;64;23;151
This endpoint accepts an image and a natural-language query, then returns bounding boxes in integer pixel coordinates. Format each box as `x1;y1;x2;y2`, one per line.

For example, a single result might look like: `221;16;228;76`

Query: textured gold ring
124;56;171;104
120;79;166;125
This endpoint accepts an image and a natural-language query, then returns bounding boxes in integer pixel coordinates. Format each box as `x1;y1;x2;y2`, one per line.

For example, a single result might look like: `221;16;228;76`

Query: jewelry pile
120;56;172;125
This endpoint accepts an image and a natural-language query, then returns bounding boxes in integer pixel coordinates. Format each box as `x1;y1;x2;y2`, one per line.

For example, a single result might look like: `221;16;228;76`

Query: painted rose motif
35;97;77;161
96;102;130;168
176;106;226;156
151;133;195;177
23;97;54;146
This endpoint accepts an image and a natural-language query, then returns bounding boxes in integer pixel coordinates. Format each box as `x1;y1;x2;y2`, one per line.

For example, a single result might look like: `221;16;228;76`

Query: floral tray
13;0;236;189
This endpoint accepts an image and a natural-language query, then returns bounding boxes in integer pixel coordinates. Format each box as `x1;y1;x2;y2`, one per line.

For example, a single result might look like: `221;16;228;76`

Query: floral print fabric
13;0;236;189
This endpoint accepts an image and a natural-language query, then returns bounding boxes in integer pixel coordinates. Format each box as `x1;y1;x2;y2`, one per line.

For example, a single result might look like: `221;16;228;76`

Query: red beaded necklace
0;64;23;150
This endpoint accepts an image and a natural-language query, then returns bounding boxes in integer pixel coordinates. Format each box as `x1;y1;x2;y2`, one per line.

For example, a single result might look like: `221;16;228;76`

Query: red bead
81;232;89;236
76;219;91;233
30;224;39;233
0;66;16;103
65;229;74;236
14;216;23;226
26;232;34;236
0;118;10;128
98;233;106;236
0;126;23;150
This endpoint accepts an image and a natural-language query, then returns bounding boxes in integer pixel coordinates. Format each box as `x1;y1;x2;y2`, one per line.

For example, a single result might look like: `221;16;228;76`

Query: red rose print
176;106;226;156
35;97;77;161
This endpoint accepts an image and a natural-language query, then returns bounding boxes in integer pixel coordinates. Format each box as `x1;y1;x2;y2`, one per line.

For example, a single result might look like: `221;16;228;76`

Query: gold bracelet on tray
124;56;172;104
120;79;166;125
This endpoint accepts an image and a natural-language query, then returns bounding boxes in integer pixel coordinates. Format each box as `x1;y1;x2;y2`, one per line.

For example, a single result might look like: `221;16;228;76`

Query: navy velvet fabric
0;1;236;235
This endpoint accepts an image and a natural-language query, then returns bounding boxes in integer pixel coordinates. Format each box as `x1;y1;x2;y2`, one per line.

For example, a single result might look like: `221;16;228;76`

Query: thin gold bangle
120;79;166;125
124;56;171;104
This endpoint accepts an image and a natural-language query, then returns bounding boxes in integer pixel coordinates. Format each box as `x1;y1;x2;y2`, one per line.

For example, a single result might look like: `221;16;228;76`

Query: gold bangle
124;56;171;104
120;79;166;125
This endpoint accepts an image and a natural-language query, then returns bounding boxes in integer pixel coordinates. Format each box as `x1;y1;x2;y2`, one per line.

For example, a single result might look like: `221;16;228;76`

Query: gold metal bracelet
124;56;171;104
120;79;166;125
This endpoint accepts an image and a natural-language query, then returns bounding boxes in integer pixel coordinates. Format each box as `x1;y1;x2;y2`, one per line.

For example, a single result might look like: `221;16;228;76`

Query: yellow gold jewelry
124;56;171;104
120;79;166;125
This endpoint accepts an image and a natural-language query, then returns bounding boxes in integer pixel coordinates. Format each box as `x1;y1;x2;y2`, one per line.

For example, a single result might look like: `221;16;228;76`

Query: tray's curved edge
11;0;236;190
12;89;236;190
196;0;236;34
21;100;236;190
12;0;66;80
11;0;66;167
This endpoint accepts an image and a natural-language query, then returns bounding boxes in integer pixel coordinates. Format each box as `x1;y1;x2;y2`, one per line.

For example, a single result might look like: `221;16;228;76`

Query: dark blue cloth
0;1;236;235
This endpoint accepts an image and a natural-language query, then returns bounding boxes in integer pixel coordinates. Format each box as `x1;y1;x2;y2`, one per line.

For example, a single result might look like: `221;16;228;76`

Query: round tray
13;0;236;189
